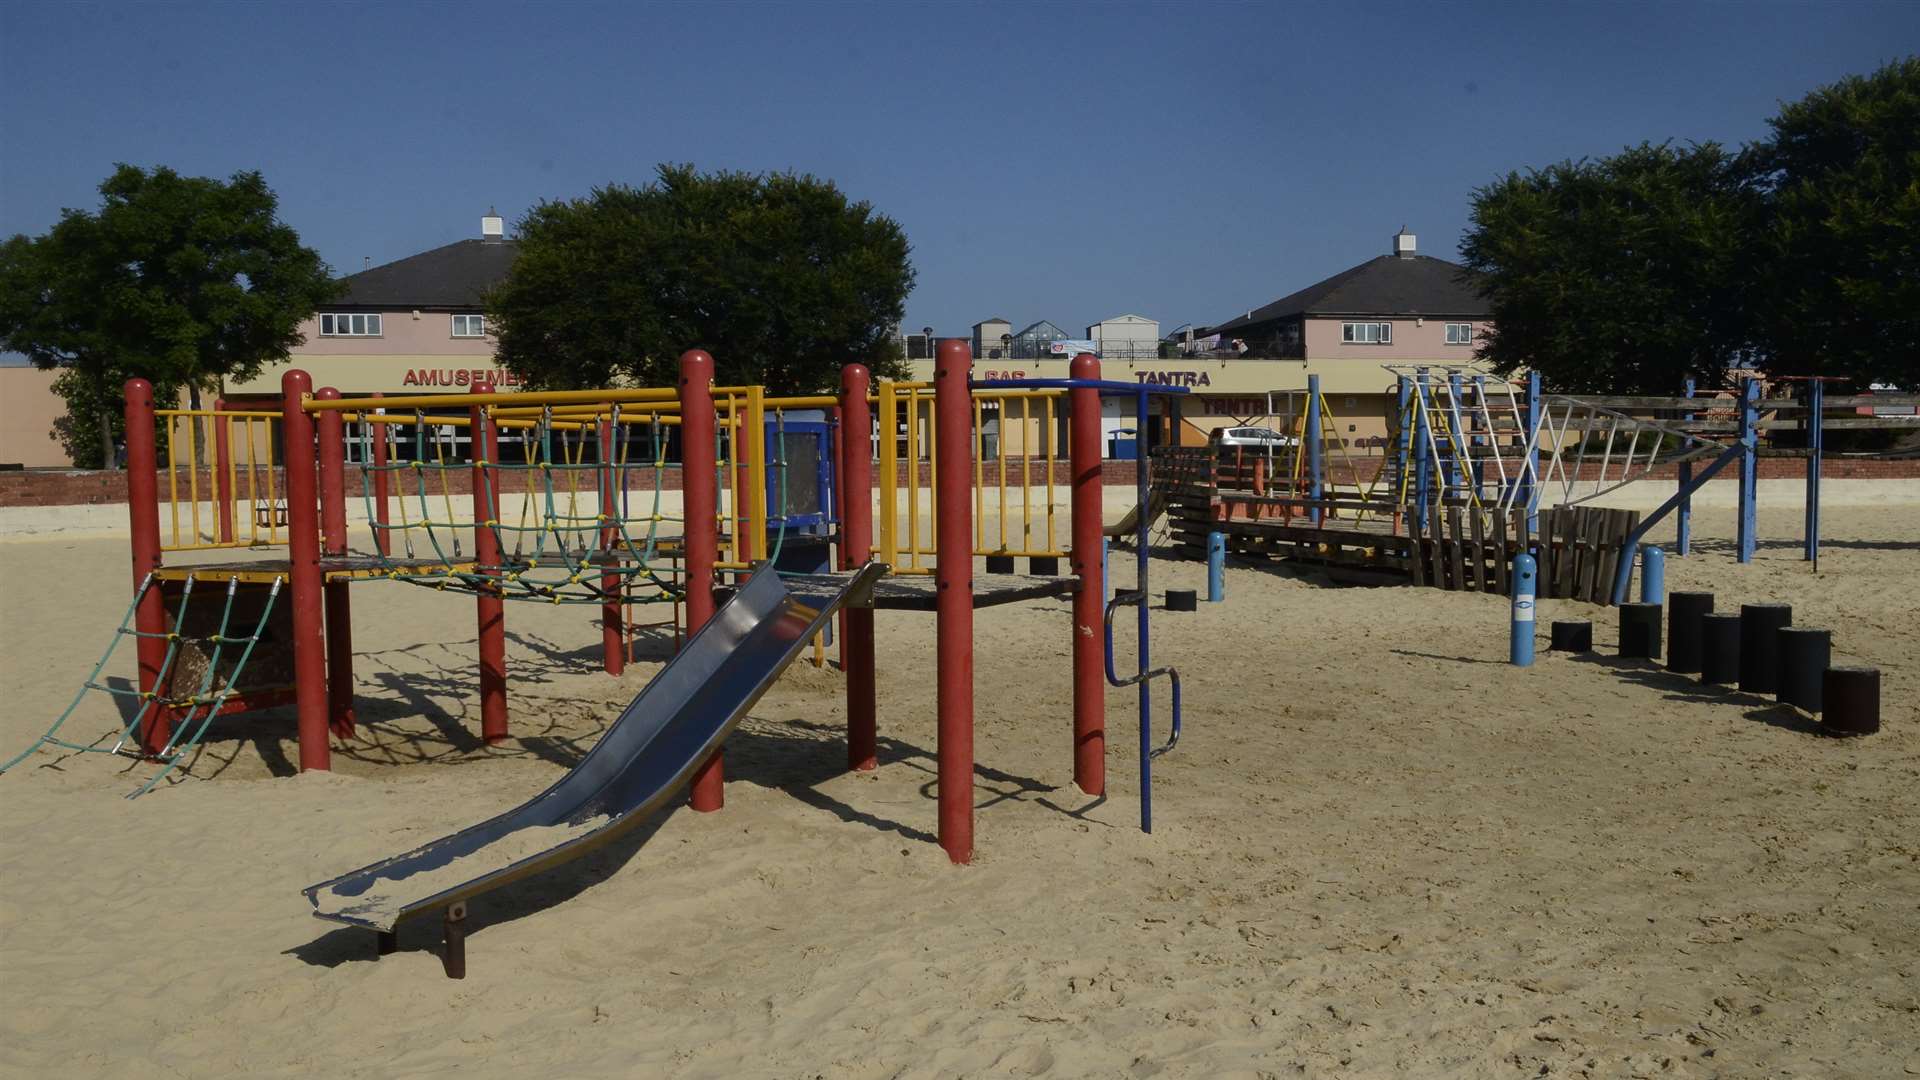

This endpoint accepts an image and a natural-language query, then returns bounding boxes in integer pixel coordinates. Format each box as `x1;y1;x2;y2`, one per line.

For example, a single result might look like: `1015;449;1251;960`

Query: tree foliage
1748;57;1920;387
487;165;913;393
0;165;335;467
1461;143;1760;394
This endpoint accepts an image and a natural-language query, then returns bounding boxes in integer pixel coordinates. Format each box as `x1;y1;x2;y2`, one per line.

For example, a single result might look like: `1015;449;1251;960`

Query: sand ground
0;495;1915;1078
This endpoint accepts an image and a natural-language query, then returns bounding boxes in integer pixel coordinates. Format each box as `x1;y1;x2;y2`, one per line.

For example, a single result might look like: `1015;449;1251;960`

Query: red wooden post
212;396;235;544
840;365;877;771
370;392;391;556
281;370;331;771
124;379;174;755
471;407;508;744
933;340;974;864
1068;353;1105;796
315;388;356;739
681;350;723;810
599;418;624;676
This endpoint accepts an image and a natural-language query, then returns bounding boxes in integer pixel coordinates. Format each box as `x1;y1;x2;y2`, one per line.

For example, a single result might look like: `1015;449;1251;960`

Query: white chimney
1394;226;1416;259
481;207;504;242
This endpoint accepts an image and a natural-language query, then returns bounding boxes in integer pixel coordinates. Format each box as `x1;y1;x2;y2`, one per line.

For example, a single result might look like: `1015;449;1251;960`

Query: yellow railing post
878;380;898;567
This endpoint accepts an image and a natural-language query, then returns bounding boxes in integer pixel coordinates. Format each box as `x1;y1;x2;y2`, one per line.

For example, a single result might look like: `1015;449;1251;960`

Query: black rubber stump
1619;602;1662;660
1738;603;1793;694
1028;556;1060;576
1667;591;1714;674
1699;613;1743;686
985;555;1017;575
1822;667;1881;736
1550;620;1592;653
1166;589;1198;612
1776;627;1832;712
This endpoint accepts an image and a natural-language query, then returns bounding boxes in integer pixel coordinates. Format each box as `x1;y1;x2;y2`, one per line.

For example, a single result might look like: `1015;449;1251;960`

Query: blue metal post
1394;375;1412;514
1101;537;1111;604
1677;376;1695;557
1510;552;1537;667
1738;377;1759;564
1446;371;1468;497
1413;369;1432;524
1305;373;1324;525
1805;379;1823;568
1524;370;1541;546
1640;545;1664;604
1206;531;1226;602
1470;375;1489;499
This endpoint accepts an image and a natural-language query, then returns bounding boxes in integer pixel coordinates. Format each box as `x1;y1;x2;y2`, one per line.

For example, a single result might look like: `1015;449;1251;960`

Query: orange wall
0;367;72;467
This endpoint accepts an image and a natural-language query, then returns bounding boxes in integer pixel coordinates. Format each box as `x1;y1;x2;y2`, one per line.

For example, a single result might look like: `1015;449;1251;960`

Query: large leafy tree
1461;142;1760;394
1748;57;1919;388
488;164;913;392
0;165;336;467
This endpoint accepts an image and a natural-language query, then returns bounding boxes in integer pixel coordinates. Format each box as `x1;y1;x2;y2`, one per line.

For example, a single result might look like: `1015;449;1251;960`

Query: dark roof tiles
1216;254;1488;333
335;239;519;309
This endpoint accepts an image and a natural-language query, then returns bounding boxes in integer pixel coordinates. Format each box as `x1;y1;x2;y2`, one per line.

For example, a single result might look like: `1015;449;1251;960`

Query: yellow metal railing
155;409;285;552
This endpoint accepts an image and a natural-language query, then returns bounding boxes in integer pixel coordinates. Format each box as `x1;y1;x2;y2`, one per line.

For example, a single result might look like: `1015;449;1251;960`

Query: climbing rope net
0;573;281;797
353;402;800;604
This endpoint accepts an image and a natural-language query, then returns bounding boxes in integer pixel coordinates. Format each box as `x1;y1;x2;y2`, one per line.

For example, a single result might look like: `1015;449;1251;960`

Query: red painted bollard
316;388;357;738
124;379;173;755
599;418;624;676
1068;353;1105;796
841;364;878;772
281;370;331;770
470;406;508;744
681;350;723;810
933;340;975;864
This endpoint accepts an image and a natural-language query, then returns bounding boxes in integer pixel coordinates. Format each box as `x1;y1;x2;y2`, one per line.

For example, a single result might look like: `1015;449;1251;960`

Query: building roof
335;239;519;309
1012;320;1068;338
1214;254;1489;334
973;316;1012;327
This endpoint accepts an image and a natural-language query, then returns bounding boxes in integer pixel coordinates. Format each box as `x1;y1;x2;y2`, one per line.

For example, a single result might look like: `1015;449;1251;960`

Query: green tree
488;165;913;393
0;165;336;467
1748;57;1920;388
1460;142;1760;394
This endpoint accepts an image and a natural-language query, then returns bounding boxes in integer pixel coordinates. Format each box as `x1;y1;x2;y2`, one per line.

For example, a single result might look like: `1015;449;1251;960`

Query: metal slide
304;561;884;935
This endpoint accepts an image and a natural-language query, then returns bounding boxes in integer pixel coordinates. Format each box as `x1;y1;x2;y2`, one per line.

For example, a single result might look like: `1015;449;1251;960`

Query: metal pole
280;370;330;771
1068;353;1105;796
370;392;391;557
599;418;623;677
470;406;508;744
316;387;356;739
212;396;234;544
1135;387;1153;834
1306;373;1324;525
933;340;975;863
124;378;172;756
1206;530;1226;602
840;363;878;772
1413;369;1432;524
1738;377;1759;564
1640;545;1665;604
1677;377;1695;557
1510;552;1537;666
1525;370;1542;546
1806;379;1823;568
1395;375;1412;533
680;349;723;811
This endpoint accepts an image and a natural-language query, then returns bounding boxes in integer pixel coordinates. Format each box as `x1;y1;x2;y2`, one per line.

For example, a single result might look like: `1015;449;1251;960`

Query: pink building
225;212;519;403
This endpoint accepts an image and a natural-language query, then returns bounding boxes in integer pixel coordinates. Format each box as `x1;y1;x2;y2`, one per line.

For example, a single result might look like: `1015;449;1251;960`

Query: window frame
1340;321;1392;345
1445;322;1474;345
450;313;486;338
319;312;383;337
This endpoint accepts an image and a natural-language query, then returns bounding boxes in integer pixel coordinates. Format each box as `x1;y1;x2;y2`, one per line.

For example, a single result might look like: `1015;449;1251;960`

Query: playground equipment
7;344;1192;907
1162;364;1917;605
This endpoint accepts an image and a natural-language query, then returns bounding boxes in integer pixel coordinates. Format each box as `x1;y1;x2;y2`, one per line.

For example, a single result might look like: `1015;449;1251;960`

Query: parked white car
1213;426;1297;449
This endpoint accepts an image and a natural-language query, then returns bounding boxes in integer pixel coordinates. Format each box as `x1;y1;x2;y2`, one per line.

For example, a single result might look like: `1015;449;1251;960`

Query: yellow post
878;380;898;568
746;385;767;562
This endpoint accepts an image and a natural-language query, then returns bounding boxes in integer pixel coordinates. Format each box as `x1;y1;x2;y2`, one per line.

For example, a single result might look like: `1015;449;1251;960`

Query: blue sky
2;1;1915;347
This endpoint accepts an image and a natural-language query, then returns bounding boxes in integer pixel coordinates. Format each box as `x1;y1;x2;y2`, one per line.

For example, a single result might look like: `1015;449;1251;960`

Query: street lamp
921;326;934;359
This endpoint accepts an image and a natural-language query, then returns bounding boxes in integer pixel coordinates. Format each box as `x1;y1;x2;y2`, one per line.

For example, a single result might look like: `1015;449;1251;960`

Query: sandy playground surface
0;490;1916;1078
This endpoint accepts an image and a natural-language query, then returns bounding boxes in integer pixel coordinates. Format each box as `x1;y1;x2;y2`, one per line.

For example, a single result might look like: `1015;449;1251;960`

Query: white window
319;313;382;337
1341;321;1392;344
451;314;486;338
1446;322;1474;345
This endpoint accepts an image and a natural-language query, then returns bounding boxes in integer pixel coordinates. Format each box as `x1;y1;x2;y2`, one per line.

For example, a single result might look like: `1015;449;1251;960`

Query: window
451;314;486;338
1341;321;1392;344
319;313;382;337
1446;322;1474;345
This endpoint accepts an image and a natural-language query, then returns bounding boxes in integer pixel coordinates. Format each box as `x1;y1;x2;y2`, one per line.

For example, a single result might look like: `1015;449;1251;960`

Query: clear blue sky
3;1;1915;344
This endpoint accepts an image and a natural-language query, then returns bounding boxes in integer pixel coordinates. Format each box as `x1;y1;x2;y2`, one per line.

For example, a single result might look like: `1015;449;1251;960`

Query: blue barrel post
1640;545;1665;604
1413;369;1433;524
1677;376;1695;557
1446;371;1468;497
1524;371;1542;546
1511;552;1538;666
1206;531;1226;602
1738;377;1759;564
